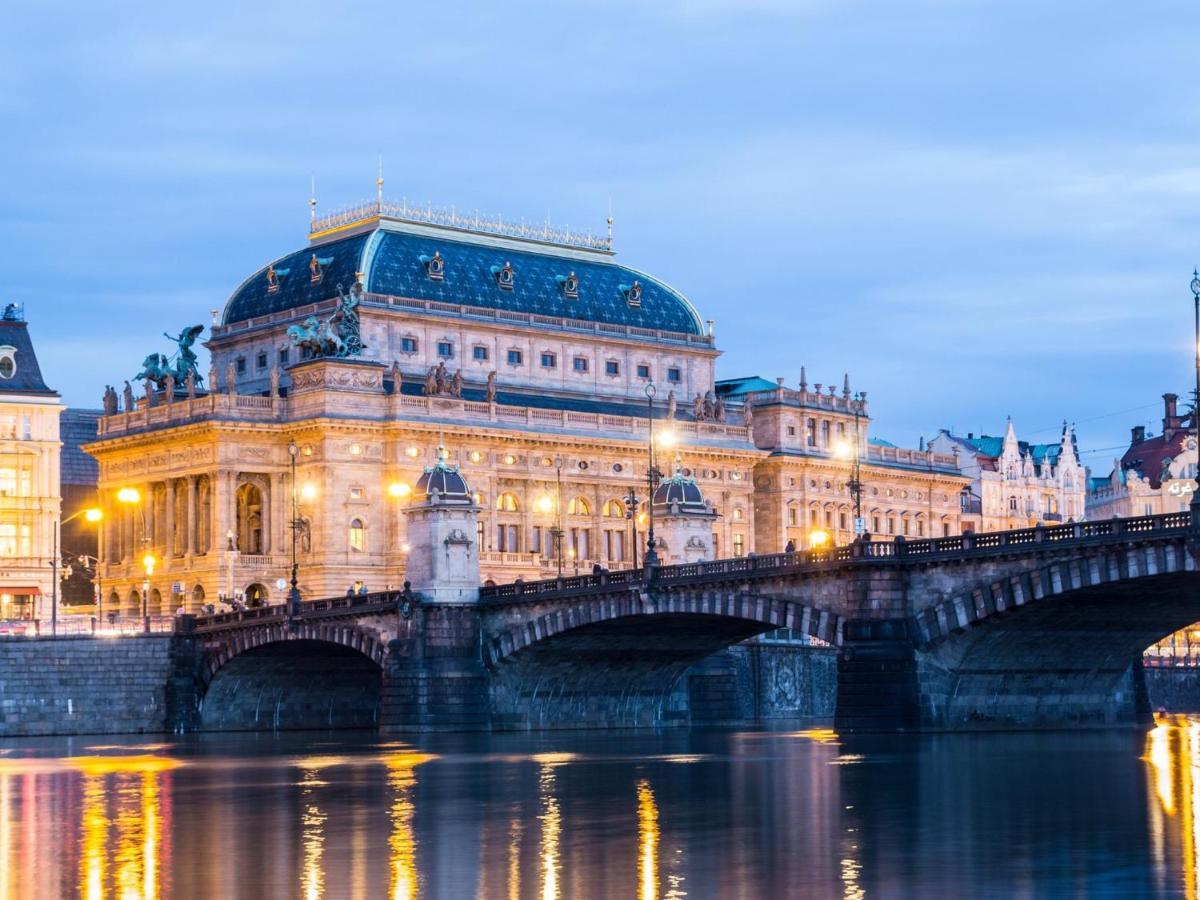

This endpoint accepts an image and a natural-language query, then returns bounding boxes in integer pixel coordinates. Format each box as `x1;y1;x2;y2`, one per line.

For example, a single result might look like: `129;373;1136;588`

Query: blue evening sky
2;1;1198;470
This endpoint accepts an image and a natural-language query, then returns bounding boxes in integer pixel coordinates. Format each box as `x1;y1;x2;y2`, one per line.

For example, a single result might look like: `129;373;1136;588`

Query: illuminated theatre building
87;199;969;612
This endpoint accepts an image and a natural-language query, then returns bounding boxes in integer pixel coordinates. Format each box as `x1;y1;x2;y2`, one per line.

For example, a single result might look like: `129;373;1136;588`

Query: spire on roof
309;176;317;222
799;366;807;392
376;155;384;205
842;373;850;399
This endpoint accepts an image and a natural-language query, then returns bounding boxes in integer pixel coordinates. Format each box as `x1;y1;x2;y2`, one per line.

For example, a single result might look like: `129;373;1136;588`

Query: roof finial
674;448;684;476
799;365;807;393
842;373;850;399
606;197;614;249
309;176;317;222
376;155;384;206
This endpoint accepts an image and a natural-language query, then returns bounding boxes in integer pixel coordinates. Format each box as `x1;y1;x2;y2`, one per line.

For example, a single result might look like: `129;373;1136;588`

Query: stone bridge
174;511;1198;733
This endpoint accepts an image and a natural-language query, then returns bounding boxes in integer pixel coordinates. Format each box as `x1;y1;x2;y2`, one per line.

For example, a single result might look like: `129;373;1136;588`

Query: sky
2;0;1199;472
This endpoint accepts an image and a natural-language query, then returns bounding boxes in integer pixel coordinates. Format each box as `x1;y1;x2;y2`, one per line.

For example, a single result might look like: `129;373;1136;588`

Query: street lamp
836;394;867;539
644;384;661;571
54;505;104;636
1190;270;1200;513
141;552;156;625
809;528;829;550
623;488;641;569
287;441;303;619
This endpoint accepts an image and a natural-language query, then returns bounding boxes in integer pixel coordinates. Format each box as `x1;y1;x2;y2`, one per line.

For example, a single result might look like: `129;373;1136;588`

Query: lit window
496;492;520;512
732;508;744;521
605;361;620;376
573;357;588;373
437;341;453;358
568;496;591;516
732;533;745;557
349;518;366;552
602;499;626;518
400;337;418;353
541;352;557;369
473;346;489;361
507;350;523;366
667;368;681;383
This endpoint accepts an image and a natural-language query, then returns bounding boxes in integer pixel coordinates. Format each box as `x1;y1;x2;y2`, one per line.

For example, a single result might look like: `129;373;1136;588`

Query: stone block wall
0;636;175;737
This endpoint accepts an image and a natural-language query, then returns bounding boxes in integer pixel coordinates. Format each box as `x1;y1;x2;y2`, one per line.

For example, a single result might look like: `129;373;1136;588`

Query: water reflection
5;726;1200;896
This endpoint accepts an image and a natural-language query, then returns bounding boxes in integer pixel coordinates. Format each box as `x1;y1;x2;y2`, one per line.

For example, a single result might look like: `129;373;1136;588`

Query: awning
0;587;41;596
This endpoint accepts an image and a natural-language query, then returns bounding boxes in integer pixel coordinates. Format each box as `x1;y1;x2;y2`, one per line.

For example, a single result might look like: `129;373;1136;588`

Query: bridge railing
479;510;1194;602
190;590;406;630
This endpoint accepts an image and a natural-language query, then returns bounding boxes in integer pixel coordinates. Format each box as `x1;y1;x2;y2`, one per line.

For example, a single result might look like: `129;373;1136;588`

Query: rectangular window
541;352;556;369
732;533;745;557
573;357;589;373
605;361;620;376
787;426;796;436
278;348;290;365
637;364;651;379
400;337;418;353
943;523;952;537
872;516;881;534
806;419;816;447
20;417;30;440
256;352;267;369
437;341;453;358
507;349;523;366
235;358;246;374
788;508;798;526
667;368;681;383
531;526;543;555
839;512;848;530
473;346;489;361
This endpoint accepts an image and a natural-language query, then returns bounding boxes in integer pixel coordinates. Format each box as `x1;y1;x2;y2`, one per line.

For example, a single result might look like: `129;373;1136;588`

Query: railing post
1034;523;1046;544
962;532;975;551
893;534;906;557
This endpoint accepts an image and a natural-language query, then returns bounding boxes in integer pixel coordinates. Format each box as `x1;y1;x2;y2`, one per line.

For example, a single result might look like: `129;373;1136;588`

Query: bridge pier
381;604;491;732
835;620;921;733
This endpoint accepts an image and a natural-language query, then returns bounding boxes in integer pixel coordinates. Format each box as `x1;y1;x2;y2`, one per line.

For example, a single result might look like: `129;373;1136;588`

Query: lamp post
840;391;868;540
116;488;150;627
1190;270;1200;514
287;440;303;619
57;506;103;630
552;457;564;579
644;384;661;571
623;488;640;569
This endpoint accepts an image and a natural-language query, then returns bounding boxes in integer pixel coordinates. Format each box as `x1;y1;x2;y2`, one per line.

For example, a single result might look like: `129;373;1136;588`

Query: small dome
413;450;475;505
652;467;713;516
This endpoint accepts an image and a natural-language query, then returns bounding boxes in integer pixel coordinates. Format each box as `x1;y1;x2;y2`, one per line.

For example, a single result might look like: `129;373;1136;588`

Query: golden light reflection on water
387;751;435;900
507;813;522;900
300;768;327;900
637;780;659;900
538;760;562;900
1145;714;1200;899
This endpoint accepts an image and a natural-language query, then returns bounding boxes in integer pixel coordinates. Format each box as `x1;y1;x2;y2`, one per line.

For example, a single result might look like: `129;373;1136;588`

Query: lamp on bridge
1190;271;1200;515
833;393;868;540
55;505;104;637
808;528;829;550
141;552;156;624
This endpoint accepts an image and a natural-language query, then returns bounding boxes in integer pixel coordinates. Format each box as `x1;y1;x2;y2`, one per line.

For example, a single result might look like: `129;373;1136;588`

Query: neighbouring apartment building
929;419;1087;532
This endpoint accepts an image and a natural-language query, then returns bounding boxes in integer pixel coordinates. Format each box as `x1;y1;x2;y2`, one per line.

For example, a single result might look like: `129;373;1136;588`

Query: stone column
185;476;196;558
163;479;176;567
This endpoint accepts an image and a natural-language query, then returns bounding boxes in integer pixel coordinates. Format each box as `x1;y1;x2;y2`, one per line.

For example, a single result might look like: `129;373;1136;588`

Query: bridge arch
198;622;388;731
486;588;842;729
906;543;1198;729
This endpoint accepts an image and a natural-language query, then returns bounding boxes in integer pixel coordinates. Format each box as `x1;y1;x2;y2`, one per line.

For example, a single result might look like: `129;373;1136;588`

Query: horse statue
134;353;174;387
134;324;207;392
286;315;344;357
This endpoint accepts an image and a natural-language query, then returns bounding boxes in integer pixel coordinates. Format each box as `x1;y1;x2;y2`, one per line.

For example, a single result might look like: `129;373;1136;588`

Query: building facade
86;200;969;613
929;420;1086;532
1087;392;1198;519
0;307;63;620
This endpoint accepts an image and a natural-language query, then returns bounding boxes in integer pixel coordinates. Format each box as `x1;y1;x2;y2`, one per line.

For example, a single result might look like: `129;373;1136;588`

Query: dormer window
0;347;16;380
308;255;332;284
556;271;579;299
491;261;515;291
420;251;445;281
621;280;643;308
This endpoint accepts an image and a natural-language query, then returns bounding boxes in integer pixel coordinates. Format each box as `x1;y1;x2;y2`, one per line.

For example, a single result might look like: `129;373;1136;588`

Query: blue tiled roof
224;226;704;335
0;319;56;396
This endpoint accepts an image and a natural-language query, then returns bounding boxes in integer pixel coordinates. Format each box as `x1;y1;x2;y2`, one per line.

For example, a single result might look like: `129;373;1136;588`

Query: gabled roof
1120;431;1188;489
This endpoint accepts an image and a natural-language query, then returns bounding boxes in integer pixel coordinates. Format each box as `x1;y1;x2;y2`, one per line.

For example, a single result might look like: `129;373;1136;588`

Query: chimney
1131;425;1146;445
1163;393;1180;440
967;432;974;439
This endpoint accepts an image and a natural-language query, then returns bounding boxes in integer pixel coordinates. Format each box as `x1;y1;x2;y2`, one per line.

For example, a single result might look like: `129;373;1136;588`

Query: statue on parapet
423;361;465;398
102;385;118;415
486;370;497;404
134;324;205;392
667;390;676;420
122;381;134;412
285;282;366;360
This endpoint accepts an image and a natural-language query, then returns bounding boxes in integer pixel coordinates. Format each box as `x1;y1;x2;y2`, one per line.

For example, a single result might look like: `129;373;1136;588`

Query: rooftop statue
285;282;366;359
134;324;206;392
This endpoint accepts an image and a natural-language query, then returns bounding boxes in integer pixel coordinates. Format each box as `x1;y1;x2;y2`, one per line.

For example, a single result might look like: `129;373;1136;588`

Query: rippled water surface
3;718;1200;898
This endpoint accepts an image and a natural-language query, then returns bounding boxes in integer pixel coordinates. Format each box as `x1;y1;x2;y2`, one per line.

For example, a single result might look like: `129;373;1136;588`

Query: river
1;716;1199;898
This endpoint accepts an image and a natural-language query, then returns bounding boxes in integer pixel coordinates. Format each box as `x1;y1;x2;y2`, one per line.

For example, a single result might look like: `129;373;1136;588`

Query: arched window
349;518;366;552
569;496;590;516
496;493;520;512
236;482;265;554
602;498;626;518
1008;495;1018;512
